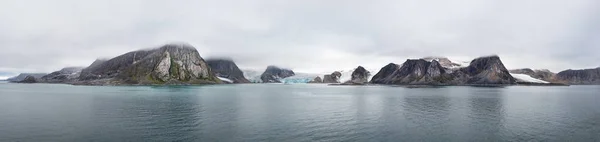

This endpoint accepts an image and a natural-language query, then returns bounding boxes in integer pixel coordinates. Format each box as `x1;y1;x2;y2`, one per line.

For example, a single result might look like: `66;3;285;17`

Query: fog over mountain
1;0;599;75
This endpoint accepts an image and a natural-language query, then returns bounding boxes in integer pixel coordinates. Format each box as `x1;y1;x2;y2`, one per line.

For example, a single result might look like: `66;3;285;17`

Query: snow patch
510;73;549;83
217;77;233;83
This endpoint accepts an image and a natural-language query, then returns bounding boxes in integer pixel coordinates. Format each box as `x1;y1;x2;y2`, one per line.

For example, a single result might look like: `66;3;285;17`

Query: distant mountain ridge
4;43;596;86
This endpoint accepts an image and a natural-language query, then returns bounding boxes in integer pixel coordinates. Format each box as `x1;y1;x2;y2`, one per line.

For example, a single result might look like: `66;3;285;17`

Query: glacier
510;73;550;84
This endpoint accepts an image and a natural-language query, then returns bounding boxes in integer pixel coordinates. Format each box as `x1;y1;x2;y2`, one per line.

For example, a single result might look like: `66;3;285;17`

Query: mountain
7;73;47;82
40;67;84;83
370;55;516;85
323;71;342;83
77;43;220;85
555;67;600;85
509;68;555;82
370;63;401;84
341;66;371;85
260;66;295;83
18;75;38;83
206;59;250;83
456;56;516;84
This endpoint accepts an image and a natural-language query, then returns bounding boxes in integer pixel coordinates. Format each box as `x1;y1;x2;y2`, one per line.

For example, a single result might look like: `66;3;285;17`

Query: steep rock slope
342;66;371;85
323;71;342;83
371;55;516;85
40;67;84;83
7;73;47;82
206;59;250;83
78;44;220;85
260;66;295;83
555;68;600;84
455;56;516;84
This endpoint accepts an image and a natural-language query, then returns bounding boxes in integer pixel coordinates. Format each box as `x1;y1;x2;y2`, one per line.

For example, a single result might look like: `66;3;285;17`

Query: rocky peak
40;66;84;83
18;75;37;83
370;63;401;84
308;76;323;83
78;44;220;85
459;55;516;84
421;56;462;69
7;73;47;82
206;59;250;83
260;66;295;83
323;71;342;83
342;66;371;85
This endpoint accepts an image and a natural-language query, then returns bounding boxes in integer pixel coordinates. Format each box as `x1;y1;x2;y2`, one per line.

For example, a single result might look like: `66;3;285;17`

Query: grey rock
342;66;371;85
18;75;37;83
39;67;84;83
308;76;323;83
322;71;342;83
260;66;295;83
7;73;47;82
455;55;516;84
370;55;516;85
555;67;600;85
77;43;220;85
370;63;401;84
206;59;250;83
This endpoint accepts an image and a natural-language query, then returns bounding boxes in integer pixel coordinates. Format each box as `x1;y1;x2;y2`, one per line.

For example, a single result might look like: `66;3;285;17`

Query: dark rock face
371;55;516;85
457;56;516;84
40;67;84;83
308;76;323;83
375;59;449;85
18;75;37;83
371;63;401;84
509;68;556;82
322;71;342;83
346;66;371;84
206;59;250;83
7;73;47;82
260;66;295;83
555;68;600;84
342;66;371;85
78;44;220;85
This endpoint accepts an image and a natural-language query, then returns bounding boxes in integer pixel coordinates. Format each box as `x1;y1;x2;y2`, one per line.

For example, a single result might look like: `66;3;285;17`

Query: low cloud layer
1;0;599;76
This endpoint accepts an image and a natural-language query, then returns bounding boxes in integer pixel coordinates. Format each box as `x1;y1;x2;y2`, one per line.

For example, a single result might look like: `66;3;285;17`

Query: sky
1;0;599;78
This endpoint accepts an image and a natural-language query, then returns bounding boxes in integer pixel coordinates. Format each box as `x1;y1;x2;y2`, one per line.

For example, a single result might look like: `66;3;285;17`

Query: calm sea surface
0;81;599;141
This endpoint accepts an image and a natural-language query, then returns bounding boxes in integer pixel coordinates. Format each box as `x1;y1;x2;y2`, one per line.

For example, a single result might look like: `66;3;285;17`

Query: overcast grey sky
0;0;599;77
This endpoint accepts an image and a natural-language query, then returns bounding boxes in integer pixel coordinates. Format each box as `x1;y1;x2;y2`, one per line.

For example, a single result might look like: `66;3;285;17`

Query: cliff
77;44;220;85
206;59;250;83
555;68;600;85
260;66;295;83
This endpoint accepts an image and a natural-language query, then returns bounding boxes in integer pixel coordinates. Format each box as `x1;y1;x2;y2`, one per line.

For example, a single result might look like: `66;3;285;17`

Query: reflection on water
466;88;506;141
0;84;599;141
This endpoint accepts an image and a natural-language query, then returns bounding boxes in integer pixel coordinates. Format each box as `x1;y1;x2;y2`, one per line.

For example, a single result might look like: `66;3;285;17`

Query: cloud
0;0;598;74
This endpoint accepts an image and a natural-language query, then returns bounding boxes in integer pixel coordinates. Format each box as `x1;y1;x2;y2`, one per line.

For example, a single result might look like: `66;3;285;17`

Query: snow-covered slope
242;69;263;83
510;73;550;83
217;77;233;83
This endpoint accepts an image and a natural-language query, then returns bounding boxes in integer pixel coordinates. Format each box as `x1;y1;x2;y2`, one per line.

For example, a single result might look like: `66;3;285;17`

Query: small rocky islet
7;43;600;86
